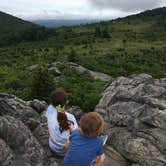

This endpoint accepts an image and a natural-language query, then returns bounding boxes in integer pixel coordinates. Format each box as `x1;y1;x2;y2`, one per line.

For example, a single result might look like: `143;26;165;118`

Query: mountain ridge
0;11;38;33
32;19;101;28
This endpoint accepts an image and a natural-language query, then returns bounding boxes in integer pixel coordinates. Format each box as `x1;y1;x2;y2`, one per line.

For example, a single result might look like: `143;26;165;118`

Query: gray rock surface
48;67;61;76
103;146;127;166
95;74;166;166
27;99;48;114
0;93;58;166
68;62;112;81
28;64;38;71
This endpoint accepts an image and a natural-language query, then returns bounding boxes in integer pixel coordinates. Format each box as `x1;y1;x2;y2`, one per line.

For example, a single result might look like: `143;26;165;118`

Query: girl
46;89;78;156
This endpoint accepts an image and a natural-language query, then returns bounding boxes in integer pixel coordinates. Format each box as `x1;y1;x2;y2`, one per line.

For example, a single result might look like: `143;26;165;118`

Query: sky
0;0;166;20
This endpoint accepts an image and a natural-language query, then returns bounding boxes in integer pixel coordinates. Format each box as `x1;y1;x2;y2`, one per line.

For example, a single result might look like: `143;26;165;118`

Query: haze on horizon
0;0;166;21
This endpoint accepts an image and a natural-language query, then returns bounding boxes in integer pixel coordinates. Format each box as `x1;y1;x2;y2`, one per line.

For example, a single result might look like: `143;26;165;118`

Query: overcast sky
0;0;166;20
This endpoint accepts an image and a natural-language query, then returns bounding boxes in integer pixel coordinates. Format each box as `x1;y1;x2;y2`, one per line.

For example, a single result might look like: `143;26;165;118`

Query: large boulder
95;74;166;166
27;99;48;114
0;93;58;166
0;116;44;166
0;93;40;131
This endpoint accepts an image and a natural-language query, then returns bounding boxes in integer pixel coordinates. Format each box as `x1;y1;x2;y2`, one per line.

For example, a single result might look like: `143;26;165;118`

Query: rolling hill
0;11;37;33
0;11;52;46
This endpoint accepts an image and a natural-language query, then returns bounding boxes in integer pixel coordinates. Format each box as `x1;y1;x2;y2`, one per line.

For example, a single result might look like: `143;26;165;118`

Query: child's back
63;130;103;166
63;112;105;166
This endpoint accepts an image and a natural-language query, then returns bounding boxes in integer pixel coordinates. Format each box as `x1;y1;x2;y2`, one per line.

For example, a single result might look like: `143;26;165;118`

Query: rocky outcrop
48;62;61;76
1;74;165;166
68;62;112;81
27;62;112;81
95;74;166;166
28;63;61;76
27;99;47;114
0;93;59;166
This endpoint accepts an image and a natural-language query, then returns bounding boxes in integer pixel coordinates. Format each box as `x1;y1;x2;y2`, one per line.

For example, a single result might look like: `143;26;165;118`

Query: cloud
89;0;163;12
1;0;165;20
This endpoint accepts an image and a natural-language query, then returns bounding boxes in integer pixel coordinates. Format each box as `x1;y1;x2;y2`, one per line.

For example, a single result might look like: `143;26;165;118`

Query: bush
31;66;55;102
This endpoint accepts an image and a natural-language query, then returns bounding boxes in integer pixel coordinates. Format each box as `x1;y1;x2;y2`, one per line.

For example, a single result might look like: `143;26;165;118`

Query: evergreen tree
94;27;110;38
31;66;55;102
94;27;102;38
68;48;77;62
101;28;110;38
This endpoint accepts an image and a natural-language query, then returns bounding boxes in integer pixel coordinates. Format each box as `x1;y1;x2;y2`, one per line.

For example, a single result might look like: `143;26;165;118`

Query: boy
63;112;105;166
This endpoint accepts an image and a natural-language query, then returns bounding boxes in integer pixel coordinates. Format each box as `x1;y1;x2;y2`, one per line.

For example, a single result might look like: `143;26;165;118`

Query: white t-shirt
46;105;78;154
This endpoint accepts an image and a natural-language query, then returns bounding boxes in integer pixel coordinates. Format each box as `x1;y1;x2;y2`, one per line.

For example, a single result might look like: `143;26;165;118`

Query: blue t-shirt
63;130;103;166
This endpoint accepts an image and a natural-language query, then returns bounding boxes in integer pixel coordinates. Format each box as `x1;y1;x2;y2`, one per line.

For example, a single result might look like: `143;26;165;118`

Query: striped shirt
46;105;78;154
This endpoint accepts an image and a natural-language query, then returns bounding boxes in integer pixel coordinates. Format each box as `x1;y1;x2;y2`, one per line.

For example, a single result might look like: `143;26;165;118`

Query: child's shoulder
71;129;80;136
47;104;55;112
93;136;103;146
65;112;76;121
46;105;55;117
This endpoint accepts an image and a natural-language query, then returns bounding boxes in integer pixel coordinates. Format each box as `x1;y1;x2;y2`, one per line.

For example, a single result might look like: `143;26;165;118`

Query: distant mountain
32;19;101;28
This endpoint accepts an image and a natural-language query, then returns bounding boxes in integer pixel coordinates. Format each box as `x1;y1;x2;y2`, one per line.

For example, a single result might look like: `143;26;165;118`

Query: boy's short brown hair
80;112;104;137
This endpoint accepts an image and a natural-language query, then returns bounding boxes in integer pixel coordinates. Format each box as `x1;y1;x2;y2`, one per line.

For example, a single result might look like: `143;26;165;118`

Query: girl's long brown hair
50;89;72;132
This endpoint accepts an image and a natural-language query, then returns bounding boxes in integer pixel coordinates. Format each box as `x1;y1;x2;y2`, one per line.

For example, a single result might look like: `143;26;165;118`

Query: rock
48;67;61;76
0;93;40;131
68;62;79;67
68;62;112;82
27;99;48;114
103;146;127;166
0;138;14;166
28;64;38;71
89;70;113;82
0;116;44;166
107;128;166;166
48;62;62;68
0;93;59;166
95;74;166;166
67;106;84;122
47;62;62;76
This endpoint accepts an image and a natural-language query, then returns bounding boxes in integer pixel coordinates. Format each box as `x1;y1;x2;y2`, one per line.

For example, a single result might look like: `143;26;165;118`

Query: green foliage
94;27;110;38
54;65;106;111
31;66;55;101
68;48;77;62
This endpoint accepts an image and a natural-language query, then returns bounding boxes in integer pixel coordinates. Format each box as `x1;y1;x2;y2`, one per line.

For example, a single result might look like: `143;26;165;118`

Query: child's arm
65;139;71;149
94;153;105;165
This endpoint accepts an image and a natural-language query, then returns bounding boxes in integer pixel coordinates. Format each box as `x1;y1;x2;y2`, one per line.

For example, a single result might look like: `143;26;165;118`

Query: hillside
0;11;53;46
0;11;37;33
0;7;166;111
